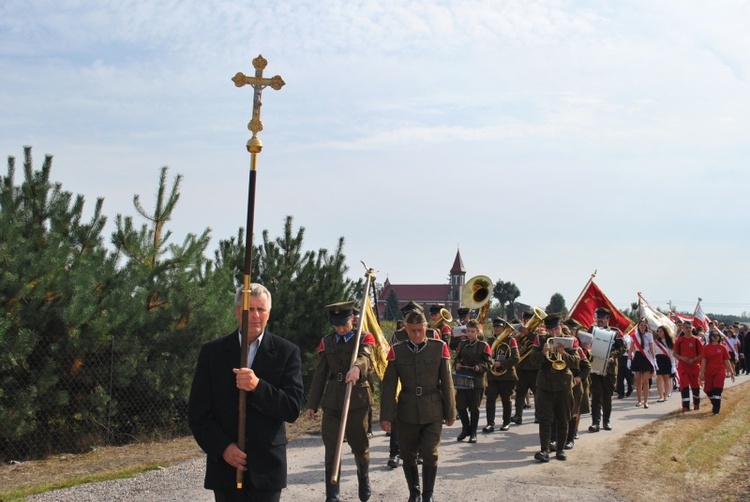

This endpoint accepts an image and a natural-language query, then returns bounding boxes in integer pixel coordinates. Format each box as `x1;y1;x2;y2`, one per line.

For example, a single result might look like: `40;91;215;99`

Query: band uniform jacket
307;331;375;412
486;336;520;382
381;338;457;425
391;328;442;345
188;329;304;491
529;335;581;392
588;325;627;379
455;339;493;388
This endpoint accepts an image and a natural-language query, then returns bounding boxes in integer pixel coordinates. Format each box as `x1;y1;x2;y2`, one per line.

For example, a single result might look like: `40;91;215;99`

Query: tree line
0;147;360;460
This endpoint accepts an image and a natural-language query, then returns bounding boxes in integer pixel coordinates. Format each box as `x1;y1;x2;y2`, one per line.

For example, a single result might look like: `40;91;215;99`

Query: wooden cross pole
231;54;285;490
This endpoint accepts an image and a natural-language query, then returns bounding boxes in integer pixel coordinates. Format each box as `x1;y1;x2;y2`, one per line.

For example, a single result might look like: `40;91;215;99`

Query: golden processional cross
230;54;285;490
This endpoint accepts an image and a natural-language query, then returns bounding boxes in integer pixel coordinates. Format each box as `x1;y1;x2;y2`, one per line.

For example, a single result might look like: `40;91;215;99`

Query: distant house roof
381;283;452;302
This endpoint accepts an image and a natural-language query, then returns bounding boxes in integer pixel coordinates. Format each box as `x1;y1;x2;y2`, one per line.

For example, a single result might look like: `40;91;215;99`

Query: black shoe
556;451;567;461
482;424;495;433
457;430;469;441
626;388;633;397
524;404;532;409
603;422;612;431
589;424;600;433
574;432;579;439
617;394;625;399
416;457;423;465
534;450;550;463
564;441;574;450
468;433;477;443
387;456;400;469
510;415;522;425
499;423;510;431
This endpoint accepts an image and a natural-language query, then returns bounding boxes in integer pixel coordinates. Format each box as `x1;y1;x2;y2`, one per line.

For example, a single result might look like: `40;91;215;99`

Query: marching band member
449;306;472;351
483;317;520;433
563;321;591;450
380;310;456;502
530;314;580;462
701;329;735;415
511;310;540;425
429;303;453;344
305;302;376;502
588;307;626;432
454;320;492;443
673;322;704;412
629;319;657;409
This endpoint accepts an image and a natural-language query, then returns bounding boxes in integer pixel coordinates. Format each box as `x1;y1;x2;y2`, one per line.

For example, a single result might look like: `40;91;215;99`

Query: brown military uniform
529;335;580;455
454;339;492;440
380;338;456;467
307;331;374;478
588;326;626;429
484;336;520;429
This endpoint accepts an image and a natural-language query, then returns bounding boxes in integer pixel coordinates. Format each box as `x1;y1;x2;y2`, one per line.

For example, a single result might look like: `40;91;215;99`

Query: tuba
461;275;493;324
430;307;453;329
515;307;549;365
489;318;516;376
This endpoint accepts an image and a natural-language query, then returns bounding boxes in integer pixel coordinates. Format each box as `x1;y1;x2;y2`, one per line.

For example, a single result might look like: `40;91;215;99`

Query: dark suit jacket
188;329;304;491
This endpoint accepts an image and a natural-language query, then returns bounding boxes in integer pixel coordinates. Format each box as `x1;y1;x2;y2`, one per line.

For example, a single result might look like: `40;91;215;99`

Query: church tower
449;249;466;304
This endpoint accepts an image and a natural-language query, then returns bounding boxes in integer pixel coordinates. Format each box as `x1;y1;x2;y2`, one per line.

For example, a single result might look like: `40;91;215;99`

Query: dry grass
604;384;750;501
0;416;323;501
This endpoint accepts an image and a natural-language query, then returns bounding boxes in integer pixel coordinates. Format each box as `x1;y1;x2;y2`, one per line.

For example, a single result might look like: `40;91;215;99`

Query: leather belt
402;386;438;396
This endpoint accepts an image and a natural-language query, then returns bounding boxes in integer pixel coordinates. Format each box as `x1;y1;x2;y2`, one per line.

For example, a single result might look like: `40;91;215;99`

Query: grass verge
604;382;750;501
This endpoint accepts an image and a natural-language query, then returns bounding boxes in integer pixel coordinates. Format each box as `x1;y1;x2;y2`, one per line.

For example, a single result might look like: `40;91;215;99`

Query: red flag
568;280;633;332
692;299;710;331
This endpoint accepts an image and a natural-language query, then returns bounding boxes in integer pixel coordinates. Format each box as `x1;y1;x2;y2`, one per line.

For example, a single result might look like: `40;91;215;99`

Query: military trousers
321;406;370;472
485;379;516;425
589;373;615;425
514;369;538;417
397;420;442;467
535;387;573;451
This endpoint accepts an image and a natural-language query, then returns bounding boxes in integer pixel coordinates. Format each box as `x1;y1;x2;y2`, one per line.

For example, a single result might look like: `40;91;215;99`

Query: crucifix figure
232;54;285;152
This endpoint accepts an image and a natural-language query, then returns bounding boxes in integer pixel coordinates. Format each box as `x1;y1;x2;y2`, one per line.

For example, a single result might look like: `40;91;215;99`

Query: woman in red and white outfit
628;319;657;408
653;325;675;402
673;324;704;412
700;329;735;415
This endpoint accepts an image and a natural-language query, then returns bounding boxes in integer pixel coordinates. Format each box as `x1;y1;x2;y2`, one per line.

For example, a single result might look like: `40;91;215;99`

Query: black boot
356;461;371;501
457;409;470;441
468;411;479;443
402;464;421;502
325;467;340;502
422;465;437;502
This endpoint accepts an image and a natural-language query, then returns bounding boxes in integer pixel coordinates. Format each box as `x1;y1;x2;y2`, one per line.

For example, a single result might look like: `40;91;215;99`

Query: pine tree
384;289;401;321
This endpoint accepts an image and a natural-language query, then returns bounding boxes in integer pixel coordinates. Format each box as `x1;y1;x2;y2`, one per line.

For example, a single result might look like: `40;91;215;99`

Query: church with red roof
377;249;467;319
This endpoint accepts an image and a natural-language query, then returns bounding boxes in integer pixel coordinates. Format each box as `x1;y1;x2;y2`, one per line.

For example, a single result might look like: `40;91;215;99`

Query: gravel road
29;377;747;501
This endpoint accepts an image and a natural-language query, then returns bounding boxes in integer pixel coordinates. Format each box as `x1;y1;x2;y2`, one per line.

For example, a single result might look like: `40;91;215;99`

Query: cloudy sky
2;1;749;316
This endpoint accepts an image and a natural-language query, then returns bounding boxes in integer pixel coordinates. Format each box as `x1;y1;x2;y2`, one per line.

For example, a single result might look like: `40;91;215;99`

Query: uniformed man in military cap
386;301;438;469
529;314;580;462
429;303;453;344
561;321;591;450
454;320;492;442
381;310;456;502
511;309;541;425
587;307;626;432
483;317;520;433
449;306;472;351
306;301;376;502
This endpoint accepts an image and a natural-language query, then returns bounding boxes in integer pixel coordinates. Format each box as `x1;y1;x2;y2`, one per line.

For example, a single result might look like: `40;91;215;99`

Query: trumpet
545;338;568;371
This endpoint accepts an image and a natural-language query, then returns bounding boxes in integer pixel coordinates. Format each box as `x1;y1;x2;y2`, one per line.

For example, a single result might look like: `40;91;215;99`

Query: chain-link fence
0;336;324;463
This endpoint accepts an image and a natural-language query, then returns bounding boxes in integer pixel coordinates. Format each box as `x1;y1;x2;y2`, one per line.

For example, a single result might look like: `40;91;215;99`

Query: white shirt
238;330;265;368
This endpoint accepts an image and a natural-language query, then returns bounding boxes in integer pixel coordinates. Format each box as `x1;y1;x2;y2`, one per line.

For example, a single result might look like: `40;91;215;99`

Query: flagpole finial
592;269;597;278
698;297;703;302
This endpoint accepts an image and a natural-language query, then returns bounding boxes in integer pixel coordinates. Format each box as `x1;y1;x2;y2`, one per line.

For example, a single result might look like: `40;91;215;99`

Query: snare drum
590;327;616;375
452;373;475;390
